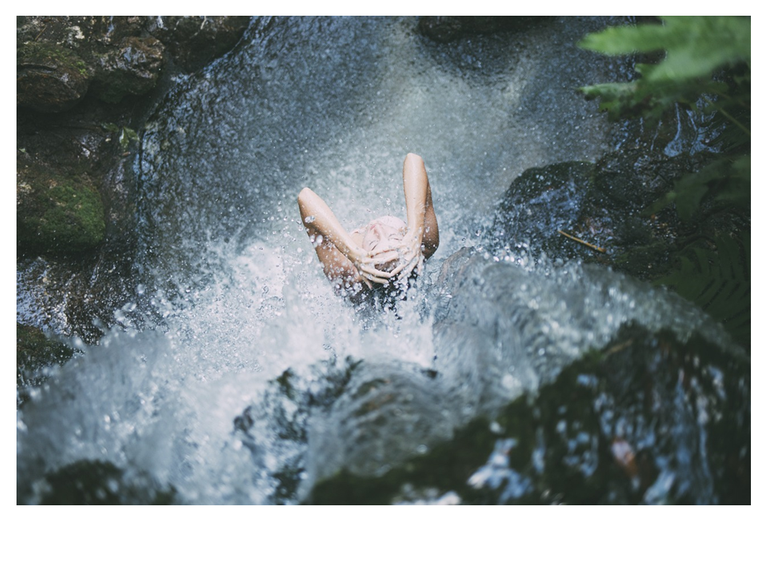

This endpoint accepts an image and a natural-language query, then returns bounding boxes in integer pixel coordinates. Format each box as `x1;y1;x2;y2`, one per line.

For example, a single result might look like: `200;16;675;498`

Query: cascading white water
20;17;738;504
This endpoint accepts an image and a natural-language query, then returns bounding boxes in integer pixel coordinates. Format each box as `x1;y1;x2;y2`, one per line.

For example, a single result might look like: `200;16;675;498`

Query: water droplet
304;215;316;223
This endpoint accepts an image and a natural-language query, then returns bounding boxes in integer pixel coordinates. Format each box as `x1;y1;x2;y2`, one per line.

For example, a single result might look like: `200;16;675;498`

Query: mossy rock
90;37;165;104
17;42;92;113
17;168;106;254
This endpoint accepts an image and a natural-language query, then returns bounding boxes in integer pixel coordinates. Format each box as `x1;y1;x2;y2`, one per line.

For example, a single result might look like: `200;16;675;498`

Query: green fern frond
658;231;750;349
579;17;751;121
648;155;750;220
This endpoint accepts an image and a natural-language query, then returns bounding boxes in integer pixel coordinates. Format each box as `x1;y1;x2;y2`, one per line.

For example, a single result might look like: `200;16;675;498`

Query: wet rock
21;459;177;505
16;16;251;344
308;323;750;504
17;323;77;405
16;16;145;50
303;361;451;490
17;42;92;113
90;36;165;103
17;165;105;254
491;144;727;279
147;16;252;72
417;16;548;42
492;161;598;258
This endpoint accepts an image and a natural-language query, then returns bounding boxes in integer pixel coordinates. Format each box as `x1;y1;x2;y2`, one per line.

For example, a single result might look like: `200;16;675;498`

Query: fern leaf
657;231;750;349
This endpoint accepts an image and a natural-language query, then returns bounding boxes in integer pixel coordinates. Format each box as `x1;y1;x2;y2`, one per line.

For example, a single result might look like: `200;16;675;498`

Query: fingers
362;272;389;285
356;242;425;289
359;264;394;283
388;259;409;278
389;251;422;280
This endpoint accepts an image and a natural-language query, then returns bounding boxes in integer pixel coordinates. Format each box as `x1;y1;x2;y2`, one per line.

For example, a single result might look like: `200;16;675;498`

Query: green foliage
657;231;750;350
579;17;750;220
102;122;139;151
650;155;751;221
579;17;750;121
579;17;751;351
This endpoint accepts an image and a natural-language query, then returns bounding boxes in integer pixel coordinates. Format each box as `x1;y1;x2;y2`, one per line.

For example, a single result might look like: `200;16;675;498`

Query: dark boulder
90;36;165;103
491;146;723;279
21;459;177;505
417;16;548;42
17;165;105;254
307;323;750;504
147;16;252;72
17;43;92;113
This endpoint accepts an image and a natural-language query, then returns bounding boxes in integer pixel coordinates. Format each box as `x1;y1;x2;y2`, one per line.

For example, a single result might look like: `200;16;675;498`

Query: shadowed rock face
89;36;165;104
417;16;549;43
17;43;92;113
147;16;252;72
16;16;252;354
307;323;750;505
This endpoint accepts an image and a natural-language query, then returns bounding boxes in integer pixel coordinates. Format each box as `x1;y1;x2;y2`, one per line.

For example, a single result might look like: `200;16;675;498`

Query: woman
298;153;439;294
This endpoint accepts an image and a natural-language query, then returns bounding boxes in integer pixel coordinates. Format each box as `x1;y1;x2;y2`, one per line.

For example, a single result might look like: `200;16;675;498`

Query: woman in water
298;153;439;295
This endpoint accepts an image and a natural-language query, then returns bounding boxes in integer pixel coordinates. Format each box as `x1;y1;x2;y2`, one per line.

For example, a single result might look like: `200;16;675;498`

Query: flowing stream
17;17;745;504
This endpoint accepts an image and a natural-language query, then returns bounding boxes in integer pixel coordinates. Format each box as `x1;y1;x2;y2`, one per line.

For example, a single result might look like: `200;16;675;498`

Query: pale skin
298;153;439;291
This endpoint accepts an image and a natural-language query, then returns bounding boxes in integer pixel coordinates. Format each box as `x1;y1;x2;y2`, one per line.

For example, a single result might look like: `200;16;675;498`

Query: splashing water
17;17;741;504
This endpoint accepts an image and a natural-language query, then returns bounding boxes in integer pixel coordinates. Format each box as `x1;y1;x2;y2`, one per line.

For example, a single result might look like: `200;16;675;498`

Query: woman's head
359;216;406;272
361;216;406;253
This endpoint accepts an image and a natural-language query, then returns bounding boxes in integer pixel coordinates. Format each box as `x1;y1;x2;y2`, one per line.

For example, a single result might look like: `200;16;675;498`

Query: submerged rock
22;459;177;505
303;361;451;489
308;323;750;504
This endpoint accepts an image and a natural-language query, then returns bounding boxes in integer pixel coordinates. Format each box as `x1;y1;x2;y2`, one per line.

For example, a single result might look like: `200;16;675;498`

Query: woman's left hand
388;233;424;280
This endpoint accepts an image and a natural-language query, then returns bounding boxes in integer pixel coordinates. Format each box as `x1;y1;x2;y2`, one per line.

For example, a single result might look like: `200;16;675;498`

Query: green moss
18;171;106;254
18;42;90;78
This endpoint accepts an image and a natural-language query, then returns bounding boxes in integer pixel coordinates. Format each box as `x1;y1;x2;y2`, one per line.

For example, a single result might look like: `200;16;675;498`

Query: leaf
579;17;751;120
580;17;750;78
645;17;751;83
657;231;750;349
647;155;750;220
578;20;672;54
